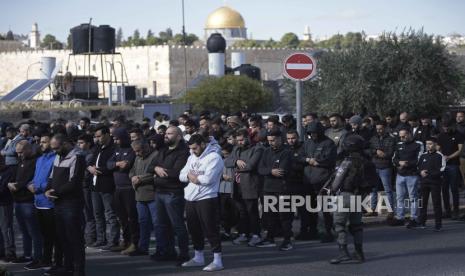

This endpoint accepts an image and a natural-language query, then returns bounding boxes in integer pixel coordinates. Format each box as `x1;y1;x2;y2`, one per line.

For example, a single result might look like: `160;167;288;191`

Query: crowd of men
0;109;464;275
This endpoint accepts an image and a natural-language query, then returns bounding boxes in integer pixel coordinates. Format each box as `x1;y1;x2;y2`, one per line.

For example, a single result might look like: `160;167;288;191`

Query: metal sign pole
296;80;303;138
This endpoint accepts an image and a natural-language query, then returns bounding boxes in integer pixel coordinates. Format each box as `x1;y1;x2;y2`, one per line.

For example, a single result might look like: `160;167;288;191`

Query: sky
2;0;465;42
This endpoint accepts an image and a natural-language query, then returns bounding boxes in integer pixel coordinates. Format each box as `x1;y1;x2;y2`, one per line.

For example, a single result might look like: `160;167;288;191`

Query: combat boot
353;243;365;263
329;244;352;264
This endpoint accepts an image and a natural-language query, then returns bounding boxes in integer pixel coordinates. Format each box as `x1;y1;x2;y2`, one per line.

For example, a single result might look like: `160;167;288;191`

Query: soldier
326;135;378;264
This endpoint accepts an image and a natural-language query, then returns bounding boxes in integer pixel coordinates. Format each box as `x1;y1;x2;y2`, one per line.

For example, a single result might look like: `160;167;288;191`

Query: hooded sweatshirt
32;150;56;209
107;128;136;189
180;143;224;202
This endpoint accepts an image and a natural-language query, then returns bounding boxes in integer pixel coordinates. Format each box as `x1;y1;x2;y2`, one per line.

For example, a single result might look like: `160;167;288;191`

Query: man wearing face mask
88;125;120;250
302;121;337;243
437;119;464;220
45;134;86;276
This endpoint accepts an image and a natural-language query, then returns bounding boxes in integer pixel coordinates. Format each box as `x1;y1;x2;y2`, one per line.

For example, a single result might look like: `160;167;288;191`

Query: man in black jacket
148;126;190;264
224;129;264;247
9;141;43;266
391;128;424;227
88;125;120;250
257;130;293;250
368;121;396;217
418;137;445;231
302;122;337;243
0;155;15;262
286;130;316;240
45;134;86;276
107;128;138;255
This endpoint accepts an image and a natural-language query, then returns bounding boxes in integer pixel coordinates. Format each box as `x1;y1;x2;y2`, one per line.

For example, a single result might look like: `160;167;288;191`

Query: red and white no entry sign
283;53;317;81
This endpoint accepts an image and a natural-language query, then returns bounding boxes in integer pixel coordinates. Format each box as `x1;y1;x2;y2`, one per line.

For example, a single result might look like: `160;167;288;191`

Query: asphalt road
4;218;465;276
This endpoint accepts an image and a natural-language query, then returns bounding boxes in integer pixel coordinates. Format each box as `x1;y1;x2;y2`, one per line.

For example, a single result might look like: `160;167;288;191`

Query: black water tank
235;64;261;81
93;25;115;54
70;24;95;54
206;33;226;53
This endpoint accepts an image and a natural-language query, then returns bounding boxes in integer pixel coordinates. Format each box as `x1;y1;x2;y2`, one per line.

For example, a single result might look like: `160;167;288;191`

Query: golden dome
205;6;245;29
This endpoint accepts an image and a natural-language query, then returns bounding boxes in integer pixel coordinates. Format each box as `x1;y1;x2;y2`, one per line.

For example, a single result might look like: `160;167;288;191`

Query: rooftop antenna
181;0;188;94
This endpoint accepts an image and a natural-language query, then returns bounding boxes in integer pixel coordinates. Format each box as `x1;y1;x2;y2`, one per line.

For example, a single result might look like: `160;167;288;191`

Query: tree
296;30;465;116
116;27;123;47
280;32;300;48
6;31;14;40
146;29;154;40
180;75;272;113
130;29;145;46
40;34;63;49
159;28;173;42
172;33;199;45
232;39;262;48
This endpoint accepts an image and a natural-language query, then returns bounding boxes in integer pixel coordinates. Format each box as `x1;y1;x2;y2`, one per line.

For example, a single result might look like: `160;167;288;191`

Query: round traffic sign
283;53;317;81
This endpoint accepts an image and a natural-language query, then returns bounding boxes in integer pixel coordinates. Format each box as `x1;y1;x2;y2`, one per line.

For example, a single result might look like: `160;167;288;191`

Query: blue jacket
32;151;56;208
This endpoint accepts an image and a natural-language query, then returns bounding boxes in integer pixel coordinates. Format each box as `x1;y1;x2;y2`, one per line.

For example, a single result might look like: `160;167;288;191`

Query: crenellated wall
0;45;309;98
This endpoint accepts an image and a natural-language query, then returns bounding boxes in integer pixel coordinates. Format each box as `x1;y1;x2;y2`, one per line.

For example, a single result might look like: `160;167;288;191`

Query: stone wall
0;45;306;99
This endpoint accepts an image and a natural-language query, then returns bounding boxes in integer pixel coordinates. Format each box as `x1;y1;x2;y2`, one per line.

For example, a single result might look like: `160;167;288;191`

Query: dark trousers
0;204;15;256
262;193;293;241
442;165;460;213
297;192;312;234
419;183;442;227
154;192;189;257
82;188;96;244
114;188;139;245
37;208;63;266
185;198;222;253
308;191;333;236
91;191;120;245
234;193;260;236
219;193;237;234
55;204;85;276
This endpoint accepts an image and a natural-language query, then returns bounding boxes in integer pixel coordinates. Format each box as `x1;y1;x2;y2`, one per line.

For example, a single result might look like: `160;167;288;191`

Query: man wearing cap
302;121;337;242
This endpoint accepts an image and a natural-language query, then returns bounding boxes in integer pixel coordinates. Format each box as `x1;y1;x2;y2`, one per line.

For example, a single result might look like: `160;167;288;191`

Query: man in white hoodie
179;134;224;272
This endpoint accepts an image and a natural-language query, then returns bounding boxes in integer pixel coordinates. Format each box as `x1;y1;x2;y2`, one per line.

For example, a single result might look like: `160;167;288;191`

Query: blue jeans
15;202;43;260
154;193;189;256
136;200;168;253
443;165;460;213
371;168;394;212
395;175;419;220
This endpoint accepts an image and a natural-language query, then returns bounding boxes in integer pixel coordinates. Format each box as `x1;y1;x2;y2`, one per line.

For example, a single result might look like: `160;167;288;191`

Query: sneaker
417;223;426;229
247;235;262;247
88;241;106;248
202;262;224;272
295;231;311;241
364;212;378;217
434;225;442;232
24;260;50;270
406;220;418;229
279;240;293;251
175;255;190;267
11;256;32;263
232;234;248;245
181;258;205;267
128;250;148;257
100;243;120;252
255;239;276;248
389;218;405;226
121;243;137;255
221;232;231;241
3;254;16;263
43;265;64;276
